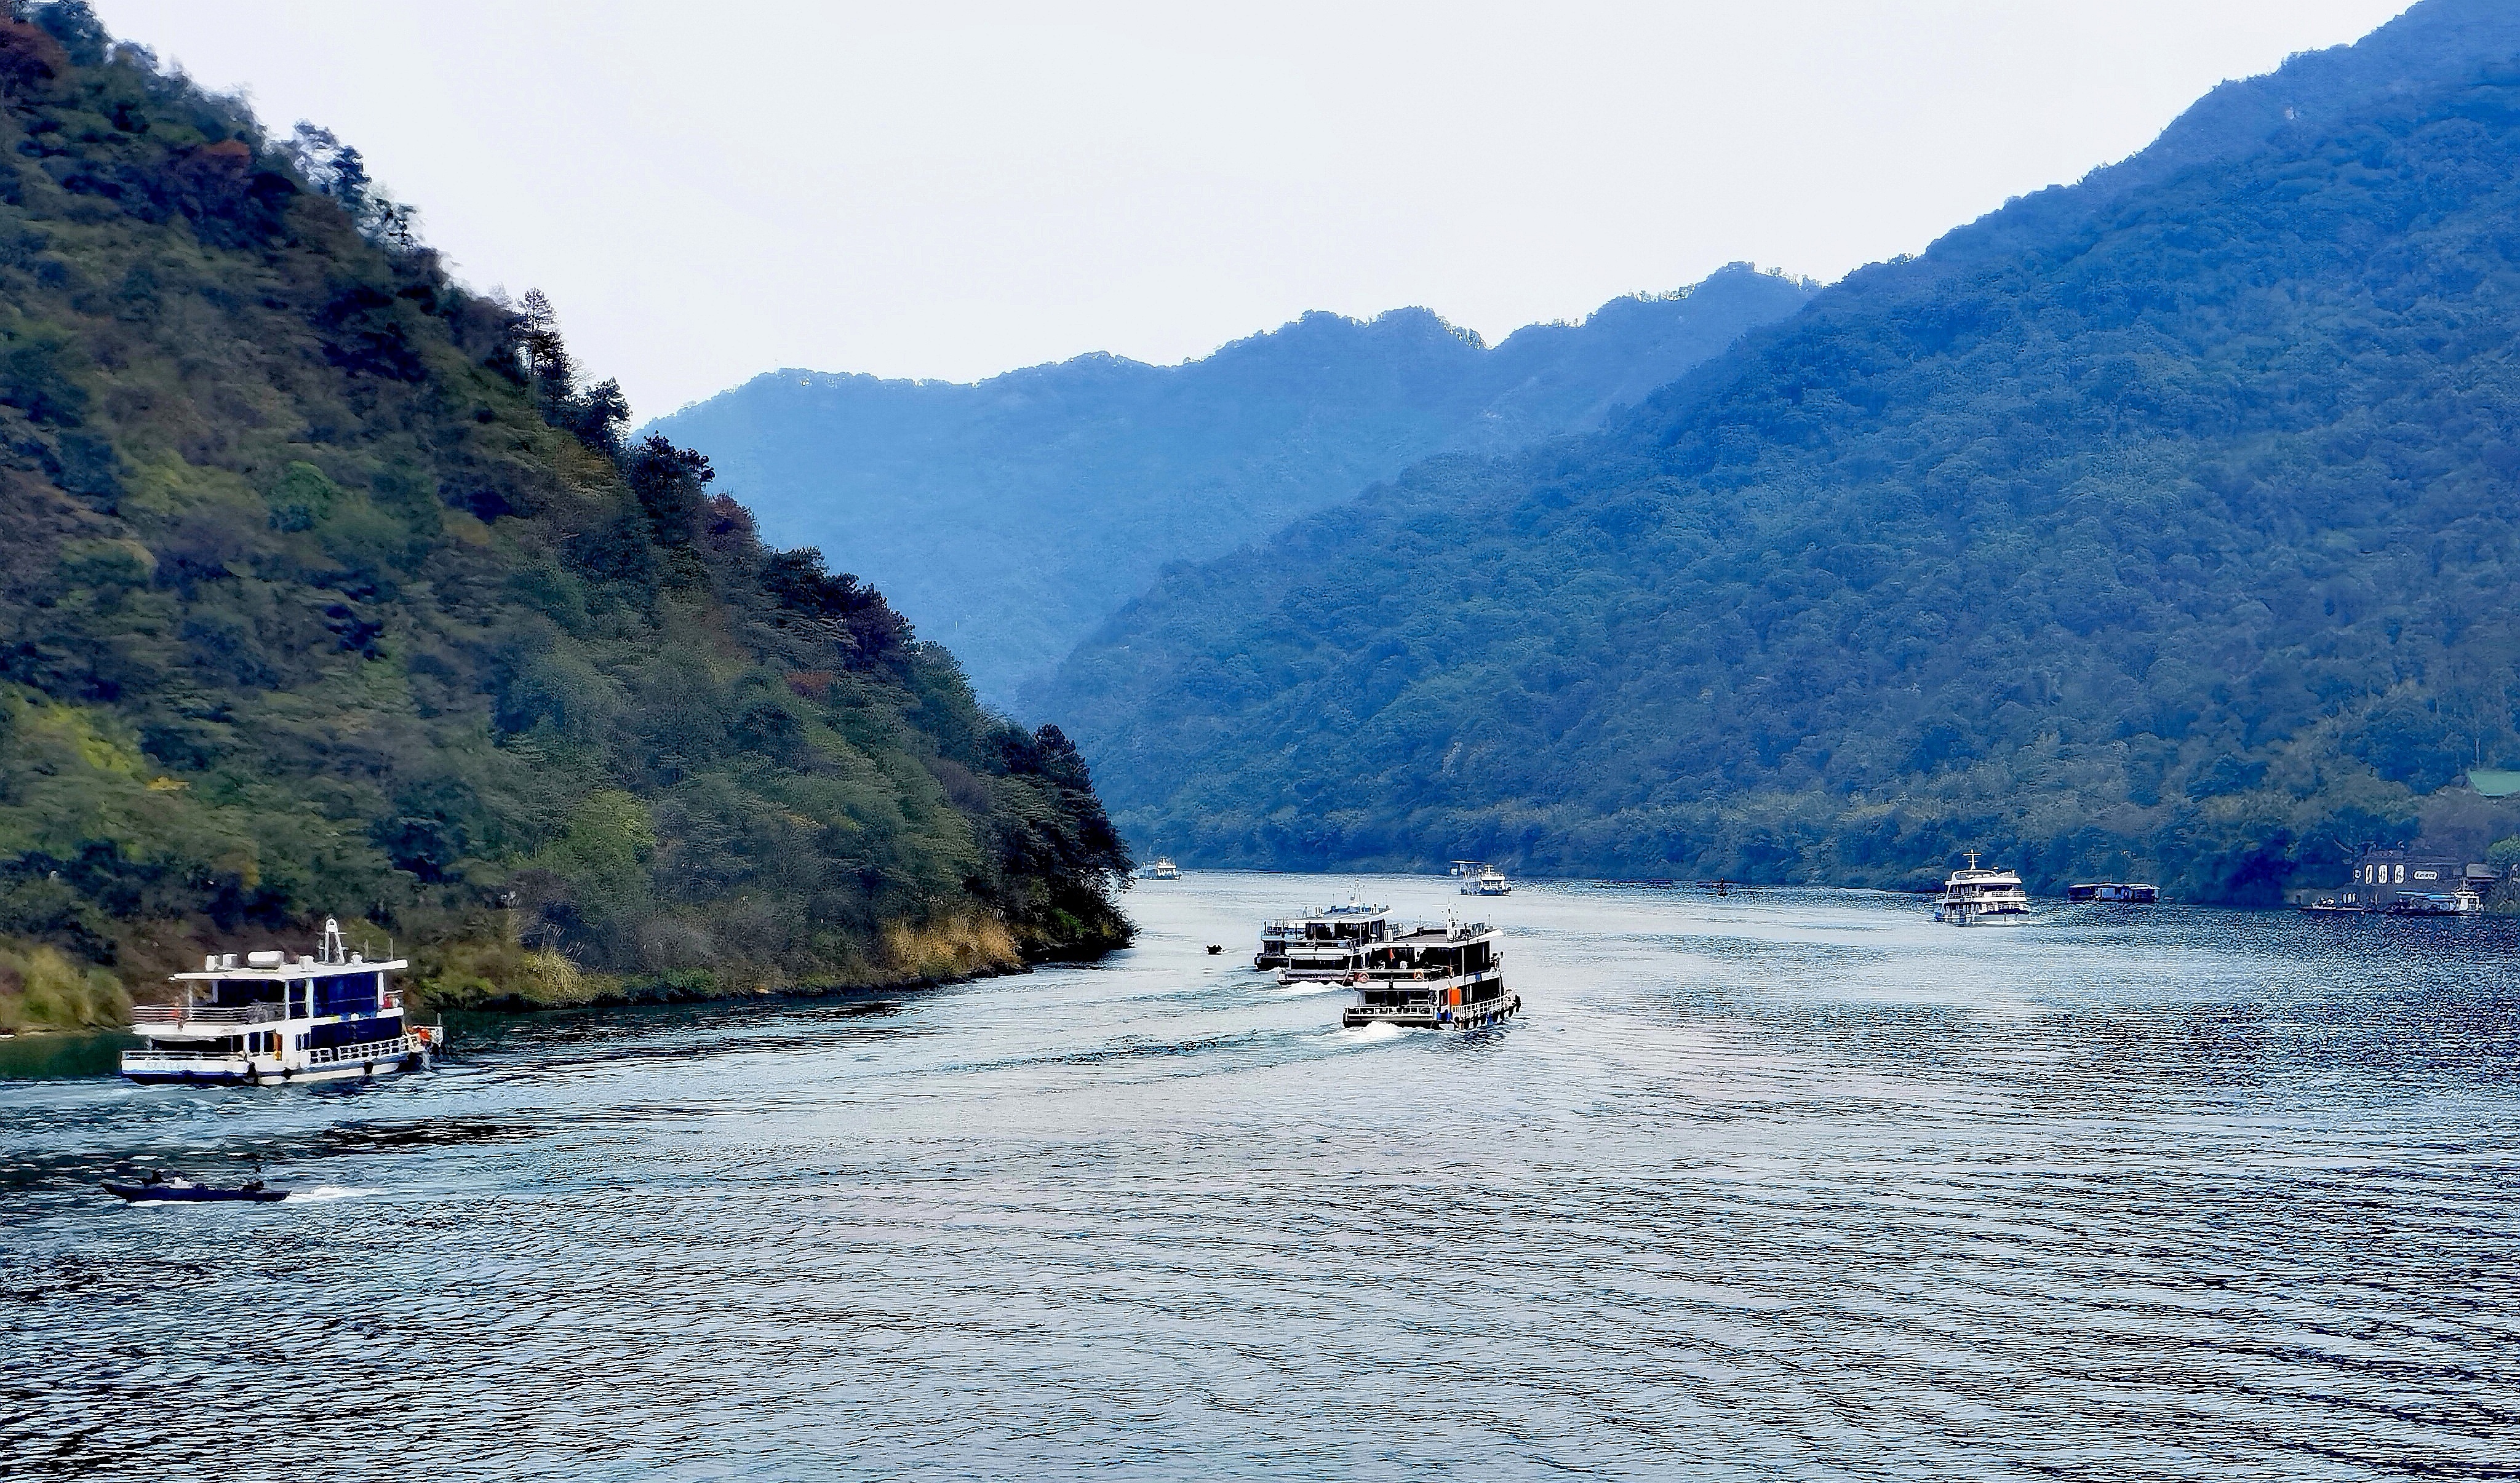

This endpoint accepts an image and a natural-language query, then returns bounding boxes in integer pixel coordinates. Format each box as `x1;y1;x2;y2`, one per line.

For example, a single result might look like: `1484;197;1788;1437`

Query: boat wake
1340;1022;1411;1043
1273;978;1352;998
284;1185;383;1203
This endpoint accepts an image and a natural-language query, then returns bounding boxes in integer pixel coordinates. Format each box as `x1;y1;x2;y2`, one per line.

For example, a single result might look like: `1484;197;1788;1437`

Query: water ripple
4;880;2518;1480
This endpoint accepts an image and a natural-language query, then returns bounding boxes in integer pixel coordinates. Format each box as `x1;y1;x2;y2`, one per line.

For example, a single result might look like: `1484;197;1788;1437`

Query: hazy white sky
94;1;2412;419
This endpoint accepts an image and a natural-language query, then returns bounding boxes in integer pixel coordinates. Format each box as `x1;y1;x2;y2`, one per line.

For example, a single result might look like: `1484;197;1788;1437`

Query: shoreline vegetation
17;851;2520;1044
0;3;1134;1040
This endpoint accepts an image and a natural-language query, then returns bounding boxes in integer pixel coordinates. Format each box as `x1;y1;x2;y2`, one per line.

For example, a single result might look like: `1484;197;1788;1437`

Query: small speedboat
1205;944;1223;955
100;1168;287;1204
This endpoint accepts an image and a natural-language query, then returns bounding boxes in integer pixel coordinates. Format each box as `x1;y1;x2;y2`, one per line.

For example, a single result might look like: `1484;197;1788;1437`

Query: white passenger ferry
1146;856;1182;880
121;918;442;1086
1256;898;1392;971
1454;861;1513;896
1933;853;2033;925
1339;917;1518;1029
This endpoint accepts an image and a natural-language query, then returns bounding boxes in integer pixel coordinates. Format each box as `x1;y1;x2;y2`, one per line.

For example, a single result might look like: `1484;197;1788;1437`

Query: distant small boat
1457;862;1513;896
100;1169;285;1204
1146;857;1181;880
2385;889;2484;916
1205;944;1223;955
2067;882;2158;904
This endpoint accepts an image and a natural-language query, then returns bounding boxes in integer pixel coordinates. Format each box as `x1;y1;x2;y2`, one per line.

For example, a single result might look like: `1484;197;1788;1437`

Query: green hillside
1044;0;2520;904
0;3;1130;1032
647;267;1814;706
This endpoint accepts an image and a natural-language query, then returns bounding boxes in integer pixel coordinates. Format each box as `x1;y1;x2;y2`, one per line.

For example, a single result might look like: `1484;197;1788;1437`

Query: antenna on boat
321;916;346;964
1964;850;1980;871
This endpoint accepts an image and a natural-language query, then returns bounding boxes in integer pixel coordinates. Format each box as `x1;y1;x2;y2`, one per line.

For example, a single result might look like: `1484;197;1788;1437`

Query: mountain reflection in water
5;875;2516;1481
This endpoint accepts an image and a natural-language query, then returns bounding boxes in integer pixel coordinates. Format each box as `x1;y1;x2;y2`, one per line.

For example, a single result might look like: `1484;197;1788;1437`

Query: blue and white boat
121;918;442;1086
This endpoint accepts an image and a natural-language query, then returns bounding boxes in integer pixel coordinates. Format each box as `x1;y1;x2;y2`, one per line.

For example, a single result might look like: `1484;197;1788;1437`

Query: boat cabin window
311;1018;406;1051
207;977;285;1008
312;972;383;1016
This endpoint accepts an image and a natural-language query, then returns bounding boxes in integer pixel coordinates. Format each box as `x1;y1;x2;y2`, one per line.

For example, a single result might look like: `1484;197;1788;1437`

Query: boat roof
170;957;407;982
1274;901;1390;921
1389;921;1495;942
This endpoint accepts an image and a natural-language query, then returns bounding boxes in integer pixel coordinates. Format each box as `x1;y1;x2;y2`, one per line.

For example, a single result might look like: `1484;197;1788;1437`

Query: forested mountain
647;267;1814;704
0;2;1128;1032
1045;0;2520;904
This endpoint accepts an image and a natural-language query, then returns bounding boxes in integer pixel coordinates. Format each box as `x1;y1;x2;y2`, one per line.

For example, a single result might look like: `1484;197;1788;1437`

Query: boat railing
305;1035;420;1067
130;994;399;1026
121;1048;247;1069
130;1003;284;1025
122;1033;423;1073
1345;996;1513;1020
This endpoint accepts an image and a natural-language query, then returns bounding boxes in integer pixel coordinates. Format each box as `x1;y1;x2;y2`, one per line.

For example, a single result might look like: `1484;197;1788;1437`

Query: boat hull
100;1181;287;1203
1933;907;2034;925
121;1044;432;1087
1342;991;1520;1029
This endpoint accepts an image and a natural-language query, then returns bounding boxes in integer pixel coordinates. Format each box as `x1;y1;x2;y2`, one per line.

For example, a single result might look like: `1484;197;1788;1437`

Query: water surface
5;877;2516;1480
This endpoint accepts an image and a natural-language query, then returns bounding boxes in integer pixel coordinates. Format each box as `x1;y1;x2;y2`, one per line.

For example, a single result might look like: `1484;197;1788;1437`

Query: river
4;875;2516;1480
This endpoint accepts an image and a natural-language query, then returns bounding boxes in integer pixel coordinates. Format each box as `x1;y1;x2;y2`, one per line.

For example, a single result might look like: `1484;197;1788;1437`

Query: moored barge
2067;881;2158;904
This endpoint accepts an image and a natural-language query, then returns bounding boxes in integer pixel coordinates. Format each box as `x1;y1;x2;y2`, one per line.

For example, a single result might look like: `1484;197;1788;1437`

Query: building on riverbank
2320;846;2498;911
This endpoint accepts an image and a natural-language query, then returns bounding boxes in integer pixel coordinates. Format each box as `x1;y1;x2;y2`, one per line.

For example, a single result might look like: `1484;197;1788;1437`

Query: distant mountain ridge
1943;0;2520;269
647;266;1815;704
1042;0;2520;904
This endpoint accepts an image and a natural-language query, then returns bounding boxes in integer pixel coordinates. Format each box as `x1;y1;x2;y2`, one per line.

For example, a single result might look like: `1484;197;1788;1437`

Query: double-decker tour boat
1256;898;1392;971
1145;856;1182;880
121;918;443;1086
1338;916;1518;1029
1933;853;2033;925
